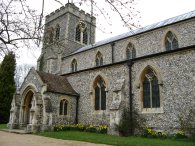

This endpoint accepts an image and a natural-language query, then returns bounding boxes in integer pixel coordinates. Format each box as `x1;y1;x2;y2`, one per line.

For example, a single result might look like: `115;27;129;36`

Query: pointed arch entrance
22;90;36;125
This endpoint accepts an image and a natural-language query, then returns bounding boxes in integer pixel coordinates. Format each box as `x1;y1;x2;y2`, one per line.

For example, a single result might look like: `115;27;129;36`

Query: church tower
37;3;96;74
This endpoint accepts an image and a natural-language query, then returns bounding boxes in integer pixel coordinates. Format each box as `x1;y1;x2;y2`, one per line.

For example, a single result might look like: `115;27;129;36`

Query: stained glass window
142;68;160;108
94;77;106;110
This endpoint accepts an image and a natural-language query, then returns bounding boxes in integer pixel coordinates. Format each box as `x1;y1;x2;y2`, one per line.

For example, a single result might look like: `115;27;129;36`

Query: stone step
0;129;32;134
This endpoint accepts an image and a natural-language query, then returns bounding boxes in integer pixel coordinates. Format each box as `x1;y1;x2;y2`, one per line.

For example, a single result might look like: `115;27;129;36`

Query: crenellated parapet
45;3;96;24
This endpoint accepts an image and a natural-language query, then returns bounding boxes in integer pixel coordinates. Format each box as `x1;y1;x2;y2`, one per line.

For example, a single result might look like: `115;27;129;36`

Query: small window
59;99;68;115
126;43;136;60
94;76;106;110
165;31;178;51
71;59;77;72
96;52;103;67
142;68;160;108
55;24;60;40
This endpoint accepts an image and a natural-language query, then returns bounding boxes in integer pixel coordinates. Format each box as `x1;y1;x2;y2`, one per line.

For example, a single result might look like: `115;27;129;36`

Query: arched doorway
22;91;35;125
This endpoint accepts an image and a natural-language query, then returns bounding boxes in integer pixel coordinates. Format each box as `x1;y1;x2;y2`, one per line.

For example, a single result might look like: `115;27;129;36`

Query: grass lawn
39;131;195;146
0;124;7;129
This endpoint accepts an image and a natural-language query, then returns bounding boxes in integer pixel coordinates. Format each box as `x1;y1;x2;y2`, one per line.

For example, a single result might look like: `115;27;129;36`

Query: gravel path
0;131;110;146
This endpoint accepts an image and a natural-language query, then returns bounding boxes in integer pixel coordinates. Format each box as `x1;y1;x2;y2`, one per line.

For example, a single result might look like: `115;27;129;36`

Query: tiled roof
71;10;195;55
37;71;78;96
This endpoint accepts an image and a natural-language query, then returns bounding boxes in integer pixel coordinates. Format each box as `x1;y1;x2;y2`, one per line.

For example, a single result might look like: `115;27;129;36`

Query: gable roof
69;10;195;56
37;71;78;96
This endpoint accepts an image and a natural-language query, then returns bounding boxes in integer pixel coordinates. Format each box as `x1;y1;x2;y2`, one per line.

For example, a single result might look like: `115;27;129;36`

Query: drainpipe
127;60;134;135
75;95;80;124
111;42;115;63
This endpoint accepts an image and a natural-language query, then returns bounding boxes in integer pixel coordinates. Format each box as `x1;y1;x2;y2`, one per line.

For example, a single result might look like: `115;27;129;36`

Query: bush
53;124;108;134
175;131;187;139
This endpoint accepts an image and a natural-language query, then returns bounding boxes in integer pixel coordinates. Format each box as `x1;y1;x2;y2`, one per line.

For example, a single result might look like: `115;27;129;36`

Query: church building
8;3;195;135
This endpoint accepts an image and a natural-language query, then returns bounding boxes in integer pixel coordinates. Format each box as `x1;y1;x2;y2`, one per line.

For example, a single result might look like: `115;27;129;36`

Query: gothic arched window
59;99;68;115
165;31;178;51
75;21;88;44
126;43;136;60
95;52;103;67
142;67;160;108
71;59;77;72
94;76;106;110
55;24;60;40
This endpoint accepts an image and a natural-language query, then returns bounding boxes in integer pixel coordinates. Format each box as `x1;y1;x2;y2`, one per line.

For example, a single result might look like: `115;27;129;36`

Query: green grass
38;131;195;146
0;124;7;129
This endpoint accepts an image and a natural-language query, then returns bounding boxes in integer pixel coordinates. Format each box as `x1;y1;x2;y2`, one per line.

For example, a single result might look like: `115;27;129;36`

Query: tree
0;0;42;56
15;64;34;89
0;51;16;124
54;0;140;33
0;0;139;55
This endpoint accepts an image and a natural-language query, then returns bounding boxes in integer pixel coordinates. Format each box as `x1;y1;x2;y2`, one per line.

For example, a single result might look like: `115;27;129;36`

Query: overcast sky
16;0;195;65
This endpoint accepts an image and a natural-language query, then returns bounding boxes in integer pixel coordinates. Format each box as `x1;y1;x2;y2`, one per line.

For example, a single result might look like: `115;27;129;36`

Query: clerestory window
126;43;136;59
95;52;103;67
165;31;178;51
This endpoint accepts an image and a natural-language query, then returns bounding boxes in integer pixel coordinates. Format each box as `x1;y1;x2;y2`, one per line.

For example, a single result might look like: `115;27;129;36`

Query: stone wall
60;19;195;74
132;49;195;132
66;64;130;127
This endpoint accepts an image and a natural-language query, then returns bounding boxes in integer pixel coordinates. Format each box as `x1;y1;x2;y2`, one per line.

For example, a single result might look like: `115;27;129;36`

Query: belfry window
95;52;103;67
71;59;77;72
142;68;160;108
165;31;178;51
55;24;60;40
59;99;68;115
83;28;88;44
94;77;106;110
75;20;88;44
126;43;136;60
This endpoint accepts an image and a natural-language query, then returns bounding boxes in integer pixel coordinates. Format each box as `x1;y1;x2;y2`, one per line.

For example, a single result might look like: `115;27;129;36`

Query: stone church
8;3;195;135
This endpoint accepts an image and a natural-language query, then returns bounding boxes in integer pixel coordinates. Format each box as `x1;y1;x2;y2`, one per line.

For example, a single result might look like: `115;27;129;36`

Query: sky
16;0;195;65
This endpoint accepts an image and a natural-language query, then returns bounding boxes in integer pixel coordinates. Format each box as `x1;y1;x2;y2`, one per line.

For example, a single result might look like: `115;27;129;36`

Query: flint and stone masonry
8;3;195;135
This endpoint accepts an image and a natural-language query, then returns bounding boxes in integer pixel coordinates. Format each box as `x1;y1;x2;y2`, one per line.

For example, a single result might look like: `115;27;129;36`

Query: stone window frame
126;42;136;60
75;20;88;44
71;58;77;72
137;65;164;113
44;27;54;45
164;31;179;51
55;24;60;41
94;76;106;111
95;51;103;67
59;98;69;116
90;74;109;115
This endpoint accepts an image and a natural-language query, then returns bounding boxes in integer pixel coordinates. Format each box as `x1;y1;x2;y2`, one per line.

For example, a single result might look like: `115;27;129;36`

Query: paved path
0;131;110;146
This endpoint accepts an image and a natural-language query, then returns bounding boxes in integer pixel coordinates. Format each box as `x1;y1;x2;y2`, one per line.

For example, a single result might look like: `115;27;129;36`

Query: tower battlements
45;3;96;24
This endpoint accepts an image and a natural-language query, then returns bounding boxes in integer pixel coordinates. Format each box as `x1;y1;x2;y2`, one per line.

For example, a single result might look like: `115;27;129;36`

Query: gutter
75;95;80;124
127;60;134;135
